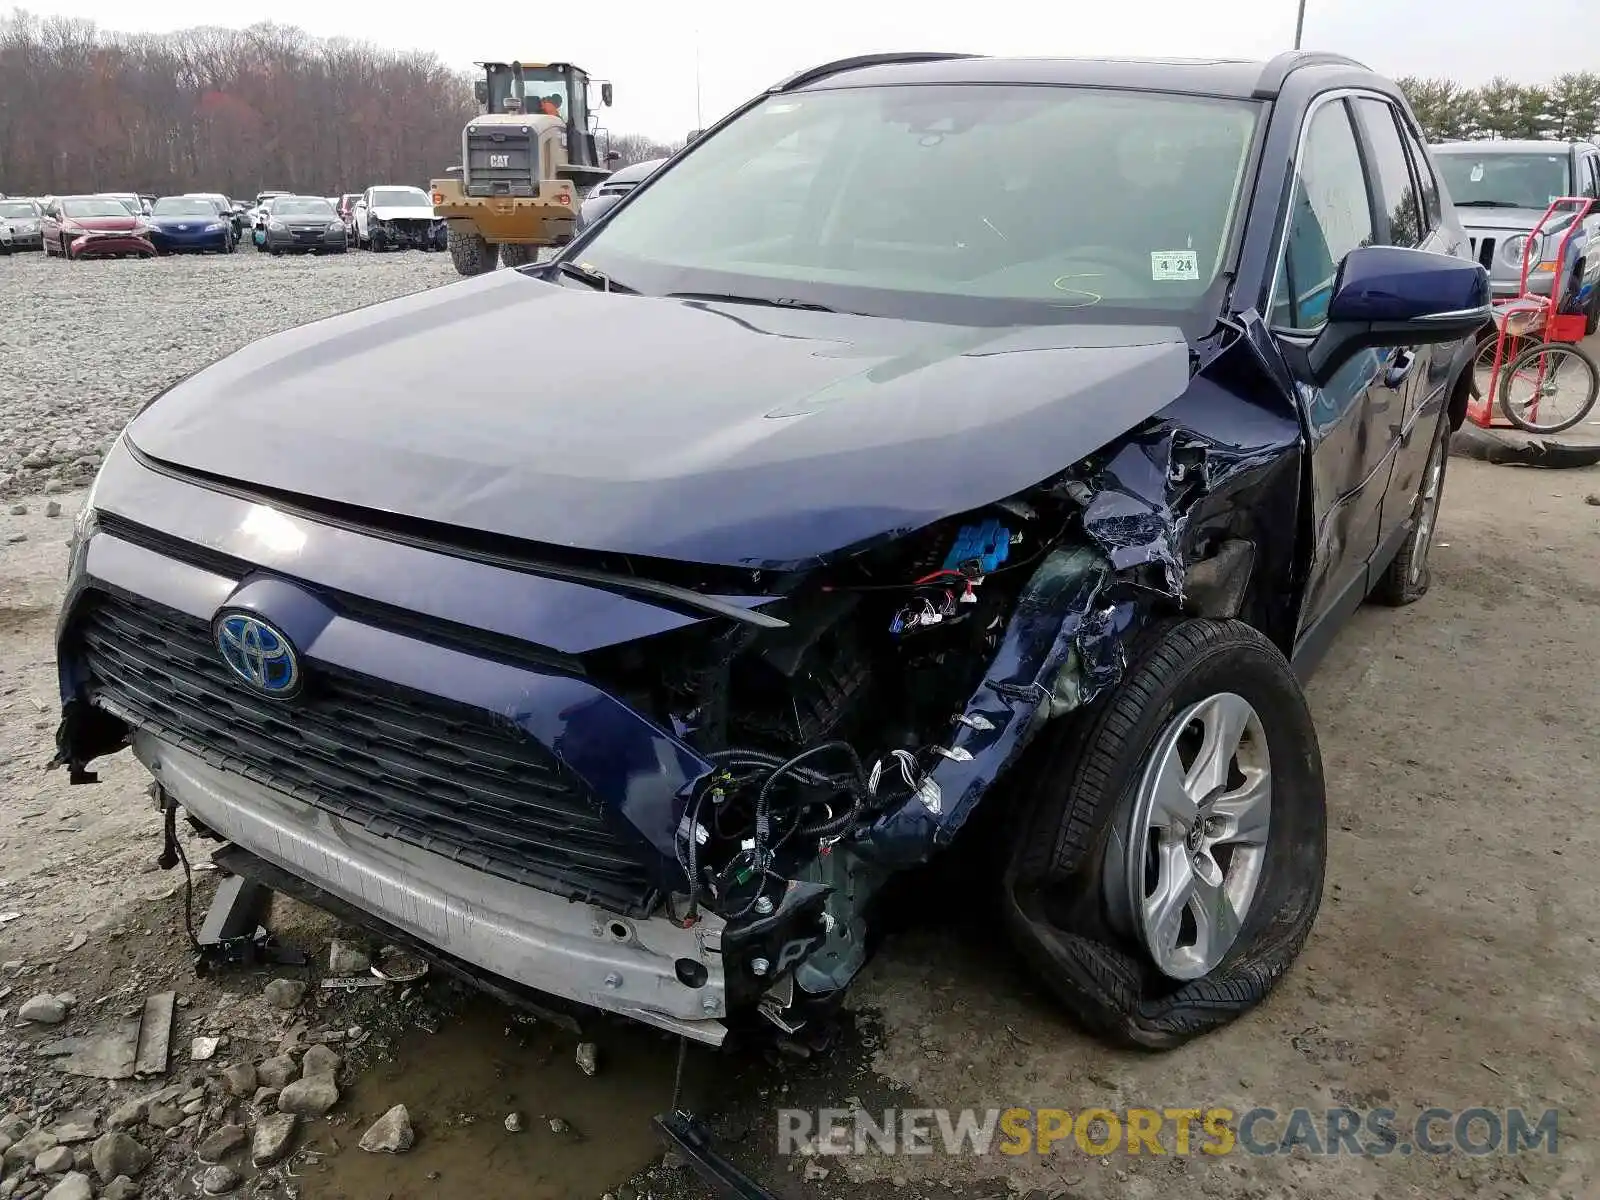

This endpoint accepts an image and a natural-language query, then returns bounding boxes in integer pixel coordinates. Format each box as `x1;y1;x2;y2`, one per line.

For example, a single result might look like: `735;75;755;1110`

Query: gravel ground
2;253;1598;1200
0;251;458;498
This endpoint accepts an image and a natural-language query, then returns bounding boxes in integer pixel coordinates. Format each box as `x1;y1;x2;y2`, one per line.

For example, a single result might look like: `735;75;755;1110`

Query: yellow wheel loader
431;61;617;276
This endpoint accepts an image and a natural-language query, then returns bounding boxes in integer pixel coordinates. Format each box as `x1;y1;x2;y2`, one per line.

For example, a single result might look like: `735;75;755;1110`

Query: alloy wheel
1116;692;1272;980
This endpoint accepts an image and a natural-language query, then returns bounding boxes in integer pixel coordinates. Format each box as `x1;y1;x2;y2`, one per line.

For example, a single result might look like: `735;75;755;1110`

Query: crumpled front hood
369;206;437;222
126;271;1193;569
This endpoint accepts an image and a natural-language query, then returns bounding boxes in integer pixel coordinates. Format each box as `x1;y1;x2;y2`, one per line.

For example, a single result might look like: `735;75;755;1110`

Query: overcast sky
21;0;1597;141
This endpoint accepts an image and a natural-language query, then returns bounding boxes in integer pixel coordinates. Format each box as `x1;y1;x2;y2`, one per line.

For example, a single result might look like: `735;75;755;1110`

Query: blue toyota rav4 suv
55;51;1487;1056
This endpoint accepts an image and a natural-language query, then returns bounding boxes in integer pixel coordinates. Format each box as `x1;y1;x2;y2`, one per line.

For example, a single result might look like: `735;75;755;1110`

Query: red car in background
41;195;155;260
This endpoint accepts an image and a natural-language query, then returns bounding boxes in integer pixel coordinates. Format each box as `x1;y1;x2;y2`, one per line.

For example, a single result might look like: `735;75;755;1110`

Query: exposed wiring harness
674;741;872;922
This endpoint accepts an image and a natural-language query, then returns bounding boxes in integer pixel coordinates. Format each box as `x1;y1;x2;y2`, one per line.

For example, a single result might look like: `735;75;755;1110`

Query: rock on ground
219;1062;257;1098
196;1125;248;1164
42;1173;93;1200
276;1076;339;1118
327;939;371;975
90;1132;151;1183
35;1145;75;1174
357;1105;414;1154
250;1113;296;1168
198;1164;241;1195
255;1055;297;1089
102;1178;140;1200
262;979;305;1011
300;1044;341;1079
18;993;69;1024
106;1101;146;1131
575;1042;598;1076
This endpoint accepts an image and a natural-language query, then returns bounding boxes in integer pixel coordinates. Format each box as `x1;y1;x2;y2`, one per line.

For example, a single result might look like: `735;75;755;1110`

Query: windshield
63;198;131;218
575;85;1259;325
1434;150;1571;209
153;197;218;217
0;200;38;218
272;197;334;217
370;188;431;209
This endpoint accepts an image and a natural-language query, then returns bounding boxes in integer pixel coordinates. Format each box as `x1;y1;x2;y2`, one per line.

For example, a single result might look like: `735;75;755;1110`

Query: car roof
782;50;1376;101
1431;138;1596;154
608;158;664;184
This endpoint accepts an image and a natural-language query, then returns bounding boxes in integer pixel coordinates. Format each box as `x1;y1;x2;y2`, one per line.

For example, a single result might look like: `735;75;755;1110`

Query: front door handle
1385;349;1417;389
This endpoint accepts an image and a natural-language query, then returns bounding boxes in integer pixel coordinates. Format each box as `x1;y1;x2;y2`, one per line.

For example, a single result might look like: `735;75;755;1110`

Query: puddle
299;998;681;1199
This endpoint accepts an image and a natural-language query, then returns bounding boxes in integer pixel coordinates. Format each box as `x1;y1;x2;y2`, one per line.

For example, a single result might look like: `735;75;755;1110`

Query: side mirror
474;79;488;106
605;150;621;163
686;129;703;143
601;82;614;107
1302;246;1490;385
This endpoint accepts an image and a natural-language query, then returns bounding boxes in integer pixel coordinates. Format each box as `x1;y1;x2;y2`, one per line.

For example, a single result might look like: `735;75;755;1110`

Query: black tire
1586;286;1600;338
499;243;535;268
1497;341;1600;435
1002;618;1326;1049
1371;412;1451;606
448;224;498;276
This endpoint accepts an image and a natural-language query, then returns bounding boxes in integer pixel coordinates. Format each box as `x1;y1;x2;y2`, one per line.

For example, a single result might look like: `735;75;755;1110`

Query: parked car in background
577;157;665;231
185;193;247;244
98;192;152;218
41;195;154;259
257;194;349;255
336;193;361;239
147;195;235;255
52;53;1489;1075
0;197;44;250
1430;139;1600;334
254;190;290;209
354;185;447;250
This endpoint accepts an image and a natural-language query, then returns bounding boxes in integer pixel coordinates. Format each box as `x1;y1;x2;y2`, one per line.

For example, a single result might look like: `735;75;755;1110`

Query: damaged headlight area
578;457;1204;1027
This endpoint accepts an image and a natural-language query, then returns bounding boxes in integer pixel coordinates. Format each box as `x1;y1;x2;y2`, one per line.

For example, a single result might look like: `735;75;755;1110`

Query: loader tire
449;225;499;276
499;243;536;268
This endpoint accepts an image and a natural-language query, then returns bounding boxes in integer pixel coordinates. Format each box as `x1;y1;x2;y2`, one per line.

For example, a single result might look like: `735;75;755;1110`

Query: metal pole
695;36;704;129
1293;0;1307;48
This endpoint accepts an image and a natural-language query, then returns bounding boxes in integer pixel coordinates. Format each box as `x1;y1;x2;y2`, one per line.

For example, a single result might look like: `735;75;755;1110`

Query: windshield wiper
553;259;637;293
1453;199;1528;207
667;291;835;312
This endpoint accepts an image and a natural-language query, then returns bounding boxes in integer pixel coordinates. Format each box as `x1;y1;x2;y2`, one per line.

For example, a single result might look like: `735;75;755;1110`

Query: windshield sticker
1470;163;1484;182
1151;250;1199;281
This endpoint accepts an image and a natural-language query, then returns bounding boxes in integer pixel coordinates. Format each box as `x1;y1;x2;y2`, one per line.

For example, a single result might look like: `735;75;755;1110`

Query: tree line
1397;72;1600;143
0;9;678;198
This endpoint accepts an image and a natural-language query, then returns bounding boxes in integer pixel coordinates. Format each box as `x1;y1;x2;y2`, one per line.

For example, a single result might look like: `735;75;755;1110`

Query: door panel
1268;97;1397;643
1360;99;1456;522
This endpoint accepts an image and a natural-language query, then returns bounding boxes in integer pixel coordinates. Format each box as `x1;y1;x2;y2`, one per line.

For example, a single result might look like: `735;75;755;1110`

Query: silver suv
1430;139;1600;333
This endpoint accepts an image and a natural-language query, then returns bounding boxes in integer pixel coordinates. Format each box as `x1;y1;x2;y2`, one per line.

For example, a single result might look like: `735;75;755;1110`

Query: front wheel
1498;341;1600;435
1002;618;1326;1049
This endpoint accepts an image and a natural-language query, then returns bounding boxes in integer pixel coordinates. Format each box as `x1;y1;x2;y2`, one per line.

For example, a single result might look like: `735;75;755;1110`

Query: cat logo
488;154;511;169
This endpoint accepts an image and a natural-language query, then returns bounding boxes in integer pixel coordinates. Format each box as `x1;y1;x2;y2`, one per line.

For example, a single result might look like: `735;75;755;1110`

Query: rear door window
1354;98;1424;248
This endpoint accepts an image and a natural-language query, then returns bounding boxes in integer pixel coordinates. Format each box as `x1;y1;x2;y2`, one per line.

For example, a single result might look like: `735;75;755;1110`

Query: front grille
74;591;657;914
1471;236;1497;271
466;127;539;197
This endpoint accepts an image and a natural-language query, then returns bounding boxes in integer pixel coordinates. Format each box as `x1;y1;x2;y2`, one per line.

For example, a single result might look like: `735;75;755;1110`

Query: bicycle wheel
1497;342;1600;435
1471;331;1526;400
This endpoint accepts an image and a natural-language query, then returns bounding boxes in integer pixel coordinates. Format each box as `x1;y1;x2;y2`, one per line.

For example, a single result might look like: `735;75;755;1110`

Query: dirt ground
3;342;1599;1198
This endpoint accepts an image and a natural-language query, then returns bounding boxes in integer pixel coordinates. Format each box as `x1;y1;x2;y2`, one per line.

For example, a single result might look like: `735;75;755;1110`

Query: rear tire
499;243;535;268
448;225;499;276
1002;618;1326;1049
1370;411;1451;606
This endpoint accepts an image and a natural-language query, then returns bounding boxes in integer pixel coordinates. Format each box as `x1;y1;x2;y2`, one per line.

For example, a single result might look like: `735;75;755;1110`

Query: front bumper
69;233;154;258
370;219;447;248
265;228;347;252
3;228;43;250
150;226;231;252
139;732;732;1040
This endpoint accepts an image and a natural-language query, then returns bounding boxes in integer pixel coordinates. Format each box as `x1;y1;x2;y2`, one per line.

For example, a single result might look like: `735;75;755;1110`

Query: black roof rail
771;52;982;94
1252;50;1369;98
